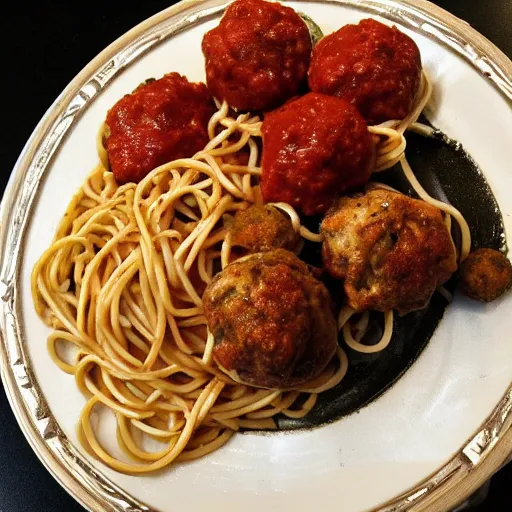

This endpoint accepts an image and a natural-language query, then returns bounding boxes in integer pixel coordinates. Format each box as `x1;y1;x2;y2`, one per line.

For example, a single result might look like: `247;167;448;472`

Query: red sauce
105;73;215;184
308;19;421;125
261;92;374;216
201;0;312;112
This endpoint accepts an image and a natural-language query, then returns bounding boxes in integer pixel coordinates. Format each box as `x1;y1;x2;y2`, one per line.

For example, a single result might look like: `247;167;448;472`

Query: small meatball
308;18;422;125
230;205;300;253
321;188;457;314
203;249;337;389
202;0;312;111
459;248;512;302
105;73;215;184
261;92;374;216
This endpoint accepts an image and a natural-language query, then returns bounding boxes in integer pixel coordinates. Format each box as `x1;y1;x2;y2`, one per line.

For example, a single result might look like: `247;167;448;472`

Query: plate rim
1;1;511;511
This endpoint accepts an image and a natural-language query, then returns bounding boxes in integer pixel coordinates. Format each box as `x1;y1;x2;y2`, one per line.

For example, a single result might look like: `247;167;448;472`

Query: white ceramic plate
1;1;512;511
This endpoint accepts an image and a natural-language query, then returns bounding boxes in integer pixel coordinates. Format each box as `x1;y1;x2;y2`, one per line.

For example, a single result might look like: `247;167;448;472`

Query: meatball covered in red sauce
203;249;338;389
201;0;312;112
105;72;215;184
321;188;457;315
261;92;374;216
308;19;422;125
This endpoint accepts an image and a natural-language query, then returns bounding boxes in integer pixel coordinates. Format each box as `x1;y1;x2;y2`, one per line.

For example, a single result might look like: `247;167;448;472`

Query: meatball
459;248;512;302
308;18;422;125
261;92;374;216
321;188;457;314
105;72;215;184
203;249;337;389
201;0;312;111
229;205;300;253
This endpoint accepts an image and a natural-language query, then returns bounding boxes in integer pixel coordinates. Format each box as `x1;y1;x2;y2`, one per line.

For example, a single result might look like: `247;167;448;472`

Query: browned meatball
321;188;457;314
203;249;337;389
202;0;312;111
229;205;300;254
308;19;421;125
459;248;512;302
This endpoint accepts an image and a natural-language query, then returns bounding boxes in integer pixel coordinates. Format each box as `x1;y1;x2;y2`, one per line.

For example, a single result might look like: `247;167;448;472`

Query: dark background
0;1;511;511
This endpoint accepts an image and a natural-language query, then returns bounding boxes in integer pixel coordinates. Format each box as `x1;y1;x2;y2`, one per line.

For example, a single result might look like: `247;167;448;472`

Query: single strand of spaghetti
177;430;234;462
220;232;233;269
270;202;324;242
220;164;262;175
338;306;356;330
86;273;101;337
197;250;212;285
231;172;243;190
281;393;318;419
299;347;349;393
211;391;281;420
47;333;85;374
121;329;151;358
354;311;370;341
408;122;436;138
343;310;394;353
400;155;471;260
437;285;453;303
397;70;432;134
131;418;182;440
178;316;207;328
202;331;215;366
207;100;229;140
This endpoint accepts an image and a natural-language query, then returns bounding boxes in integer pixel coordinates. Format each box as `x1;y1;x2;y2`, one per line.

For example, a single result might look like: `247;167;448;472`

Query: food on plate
202;0;312;111
261;92;374;216
203;249;337;388
321;187;457;314
308;18;421;124
31;2;508;475
229;204;300;253
103;72;215;183
459;248;512;302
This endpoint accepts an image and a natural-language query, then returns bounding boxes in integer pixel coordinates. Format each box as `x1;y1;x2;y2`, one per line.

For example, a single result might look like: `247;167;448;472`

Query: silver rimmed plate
1;1;512;511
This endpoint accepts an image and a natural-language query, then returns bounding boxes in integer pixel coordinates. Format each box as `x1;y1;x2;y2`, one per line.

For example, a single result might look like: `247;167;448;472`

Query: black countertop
0;1;511;511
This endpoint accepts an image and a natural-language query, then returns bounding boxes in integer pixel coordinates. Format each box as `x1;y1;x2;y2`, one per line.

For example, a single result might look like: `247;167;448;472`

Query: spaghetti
32;69;470;473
